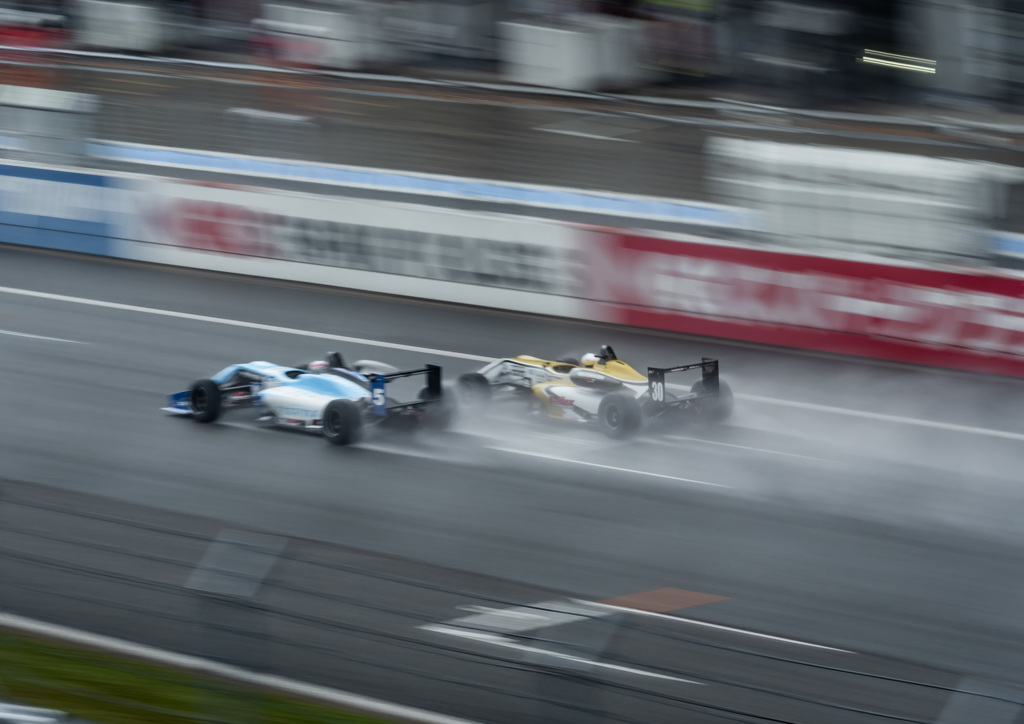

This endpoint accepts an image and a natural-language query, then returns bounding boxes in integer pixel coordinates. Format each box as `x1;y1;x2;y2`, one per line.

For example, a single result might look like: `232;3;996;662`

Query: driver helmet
580;353;602;367
307;360;330;374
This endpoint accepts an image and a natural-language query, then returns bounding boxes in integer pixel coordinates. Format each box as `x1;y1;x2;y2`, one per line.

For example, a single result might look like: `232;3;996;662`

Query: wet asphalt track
4;245;1024;722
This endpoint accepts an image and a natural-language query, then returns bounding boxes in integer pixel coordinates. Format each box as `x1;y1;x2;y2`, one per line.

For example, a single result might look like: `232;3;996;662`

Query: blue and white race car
163;352;449;446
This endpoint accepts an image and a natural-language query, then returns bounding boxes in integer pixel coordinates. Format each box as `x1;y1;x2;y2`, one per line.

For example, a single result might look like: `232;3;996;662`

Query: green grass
0;630;395;724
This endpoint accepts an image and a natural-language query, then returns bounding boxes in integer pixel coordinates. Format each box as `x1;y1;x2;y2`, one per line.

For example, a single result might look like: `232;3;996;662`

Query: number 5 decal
371;377;387;416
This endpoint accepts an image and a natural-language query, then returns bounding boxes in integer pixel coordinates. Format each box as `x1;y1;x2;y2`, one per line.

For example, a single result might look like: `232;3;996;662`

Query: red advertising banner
585;231;1024;377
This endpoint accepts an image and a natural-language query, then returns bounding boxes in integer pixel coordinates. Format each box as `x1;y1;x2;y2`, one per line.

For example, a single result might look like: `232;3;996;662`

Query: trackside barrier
583;231;1024;378
0;612;481;724
0;162;118;256
2;159;1024;378
88;141;749;228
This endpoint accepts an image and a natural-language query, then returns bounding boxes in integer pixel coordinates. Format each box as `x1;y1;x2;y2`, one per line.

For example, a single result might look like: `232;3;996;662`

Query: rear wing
368;364;443;417
647;358;719;405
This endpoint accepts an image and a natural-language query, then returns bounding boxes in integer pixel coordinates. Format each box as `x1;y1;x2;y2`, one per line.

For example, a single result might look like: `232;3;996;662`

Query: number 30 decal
650;381;664;402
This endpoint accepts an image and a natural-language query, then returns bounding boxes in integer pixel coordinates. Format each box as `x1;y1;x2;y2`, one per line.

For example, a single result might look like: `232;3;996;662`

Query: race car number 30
650;381;665;402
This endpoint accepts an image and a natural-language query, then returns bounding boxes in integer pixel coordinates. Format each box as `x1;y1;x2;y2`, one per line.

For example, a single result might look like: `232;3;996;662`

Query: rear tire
419;387;453;431
418;385;441;401
457;373;491;405
424;400;454;431
322;399;363;446
691;380;734;423
598;393;642;440
189;379;222;423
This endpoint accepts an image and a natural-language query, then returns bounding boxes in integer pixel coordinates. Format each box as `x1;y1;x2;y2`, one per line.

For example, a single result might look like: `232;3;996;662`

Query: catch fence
0;48;1021;263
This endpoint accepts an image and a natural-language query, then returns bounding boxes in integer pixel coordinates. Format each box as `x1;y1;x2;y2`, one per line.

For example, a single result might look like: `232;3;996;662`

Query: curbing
0;612;482;724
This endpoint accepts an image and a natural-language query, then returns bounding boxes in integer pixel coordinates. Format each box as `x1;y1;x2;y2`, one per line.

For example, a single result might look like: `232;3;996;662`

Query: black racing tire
189;379;222;423
457;372;491;404
598;392;643;440
423;398;454;431
418;385;442;401
418;386;453;431
691;380;734;423
322;399;363;446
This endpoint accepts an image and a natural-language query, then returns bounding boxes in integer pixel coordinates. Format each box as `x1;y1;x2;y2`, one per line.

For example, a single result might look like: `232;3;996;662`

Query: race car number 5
651;381;665;402
372;389;386;406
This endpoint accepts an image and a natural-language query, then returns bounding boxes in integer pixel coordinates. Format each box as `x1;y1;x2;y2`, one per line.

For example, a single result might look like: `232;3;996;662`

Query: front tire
322;399;363;446
598;393;642;440
189;379;222;423
457;373;491;405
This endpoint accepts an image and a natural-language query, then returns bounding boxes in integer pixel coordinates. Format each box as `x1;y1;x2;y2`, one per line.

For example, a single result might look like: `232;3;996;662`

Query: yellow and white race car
457;344;732;439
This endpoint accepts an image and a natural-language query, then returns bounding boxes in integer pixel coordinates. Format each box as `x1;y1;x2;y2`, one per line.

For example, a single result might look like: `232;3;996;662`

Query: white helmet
307;360;330;374
580;353;602;367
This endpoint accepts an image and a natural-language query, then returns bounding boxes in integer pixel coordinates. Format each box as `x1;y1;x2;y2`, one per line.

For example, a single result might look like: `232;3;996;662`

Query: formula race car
163;351;450;446
457;345;732;439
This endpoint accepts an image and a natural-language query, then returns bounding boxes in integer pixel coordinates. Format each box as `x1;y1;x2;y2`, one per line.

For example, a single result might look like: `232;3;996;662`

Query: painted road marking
423;588;843;680
487;446;731;488
522;431;596;446
216;421;460;461
422;596;705;684
2;284;1023;442
0;286;491;362
0;328;85;343
738;393;1024;442
186;529;286;598
433;599;598;636
424;625;702;684
601;588;730;612
583;600;852;652
540;129;639;143
660;435;832;462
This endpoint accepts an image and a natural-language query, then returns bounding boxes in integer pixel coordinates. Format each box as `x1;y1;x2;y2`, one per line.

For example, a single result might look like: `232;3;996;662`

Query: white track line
3;284;1023;442
661;435;831;462
581;600;851;653
0;328;84;343
737;392;1024;442
488;447;730;488
0;285;491;362
539;128;639;143
0;612;480;724
521;431;597;446
422;625;702;685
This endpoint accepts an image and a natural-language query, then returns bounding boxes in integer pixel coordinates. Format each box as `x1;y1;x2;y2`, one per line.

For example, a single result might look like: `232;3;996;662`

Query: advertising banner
5;161;1024;379
119;179;587;317
585;231;1024;376
0;162;129;256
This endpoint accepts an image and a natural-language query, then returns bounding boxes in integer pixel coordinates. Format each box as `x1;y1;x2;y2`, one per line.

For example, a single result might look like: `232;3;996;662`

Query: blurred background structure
0;0;1017;103
0;1;1021;261
5;3;1024;724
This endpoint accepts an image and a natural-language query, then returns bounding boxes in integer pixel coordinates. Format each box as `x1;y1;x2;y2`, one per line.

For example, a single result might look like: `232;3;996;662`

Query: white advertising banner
118;179;588;317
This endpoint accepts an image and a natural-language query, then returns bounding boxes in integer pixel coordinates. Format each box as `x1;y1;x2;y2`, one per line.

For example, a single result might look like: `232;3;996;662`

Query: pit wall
5;161;1024;377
